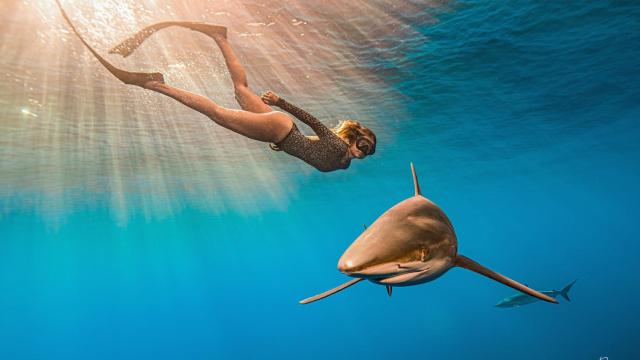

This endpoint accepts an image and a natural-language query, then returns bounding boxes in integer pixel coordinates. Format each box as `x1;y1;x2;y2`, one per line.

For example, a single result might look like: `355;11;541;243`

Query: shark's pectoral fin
299;278;364;305
454;255;558;304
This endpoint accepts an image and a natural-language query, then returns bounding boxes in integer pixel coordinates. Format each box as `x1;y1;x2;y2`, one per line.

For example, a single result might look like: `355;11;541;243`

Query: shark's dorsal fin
411;162;421;196
454;255;558;304
299;278;363;304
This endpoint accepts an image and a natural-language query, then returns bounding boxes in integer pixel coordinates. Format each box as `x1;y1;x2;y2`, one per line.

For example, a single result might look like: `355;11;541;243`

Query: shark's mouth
341;261;430;280
376;267;433;285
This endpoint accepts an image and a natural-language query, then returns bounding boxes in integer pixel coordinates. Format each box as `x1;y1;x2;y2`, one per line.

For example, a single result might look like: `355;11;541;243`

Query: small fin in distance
363;224;367;230
560;279;577;302
410;162;421;196
299;278;364;305
454;255;558;304
386;285;393;297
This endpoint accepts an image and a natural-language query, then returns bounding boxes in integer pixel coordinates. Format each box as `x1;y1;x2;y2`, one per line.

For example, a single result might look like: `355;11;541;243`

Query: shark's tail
558;279;577;302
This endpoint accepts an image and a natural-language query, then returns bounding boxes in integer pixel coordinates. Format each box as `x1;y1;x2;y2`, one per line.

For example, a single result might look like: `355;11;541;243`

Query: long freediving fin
110;21;227;57
54;0;163;86
110;21;181;57
410;162;421;196
299;278;363;305
454;255;558;304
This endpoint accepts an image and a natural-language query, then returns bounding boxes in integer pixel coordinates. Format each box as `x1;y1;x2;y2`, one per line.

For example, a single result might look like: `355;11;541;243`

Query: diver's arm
276;98;334;138
261;91;333;138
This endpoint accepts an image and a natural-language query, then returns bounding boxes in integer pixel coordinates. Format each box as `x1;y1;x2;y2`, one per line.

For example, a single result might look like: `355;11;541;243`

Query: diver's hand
261;91;281;106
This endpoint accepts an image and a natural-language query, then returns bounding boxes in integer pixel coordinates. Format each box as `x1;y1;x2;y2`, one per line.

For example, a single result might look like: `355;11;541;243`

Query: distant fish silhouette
300;163;558;305
495;280;577;308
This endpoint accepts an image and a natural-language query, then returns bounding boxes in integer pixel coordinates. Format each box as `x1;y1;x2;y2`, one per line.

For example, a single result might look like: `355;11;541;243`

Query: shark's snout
337;258;359;274
338;256;381;277
337;246;392;276
337;244;372;275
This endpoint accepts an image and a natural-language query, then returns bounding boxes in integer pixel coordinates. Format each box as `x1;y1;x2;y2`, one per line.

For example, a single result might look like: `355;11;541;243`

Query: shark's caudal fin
454;255;558;304
299;278;363;304
410;163;421;196
559;279;577;302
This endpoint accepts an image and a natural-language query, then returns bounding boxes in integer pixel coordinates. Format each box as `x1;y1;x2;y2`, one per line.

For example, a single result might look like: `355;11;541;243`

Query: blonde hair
270;119;376;151
333;119;376;147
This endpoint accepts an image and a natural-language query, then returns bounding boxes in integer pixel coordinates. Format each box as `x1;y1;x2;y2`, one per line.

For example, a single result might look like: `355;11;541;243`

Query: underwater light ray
0;0;443;223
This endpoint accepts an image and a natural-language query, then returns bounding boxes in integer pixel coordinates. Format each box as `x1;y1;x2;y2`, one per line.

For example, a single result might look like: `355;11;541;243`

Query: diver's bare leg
111;21;272;113
210;34;273;114
144;81;291;142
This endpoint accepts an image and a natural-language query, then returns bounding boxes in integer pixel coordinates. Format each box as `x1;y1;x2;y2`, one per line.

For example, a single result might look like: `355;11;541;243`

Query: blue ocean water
1;1;639;359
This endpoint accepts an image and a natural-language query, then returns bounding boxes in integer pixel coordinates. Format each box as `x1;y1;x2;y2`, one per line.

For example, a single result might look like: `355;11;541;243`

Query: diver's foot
142;80;165;90
112;67;165;88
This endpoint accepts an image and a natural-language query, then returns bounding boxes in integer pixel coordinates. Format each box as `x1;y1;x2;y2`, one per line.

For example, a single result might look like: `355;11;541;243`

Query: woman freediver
55;1;376;172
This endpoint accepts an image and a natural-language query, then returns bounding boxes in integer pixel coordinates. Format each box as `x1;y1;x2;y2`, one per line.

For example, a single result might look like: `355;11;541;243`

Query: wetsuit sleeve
275;98;334;139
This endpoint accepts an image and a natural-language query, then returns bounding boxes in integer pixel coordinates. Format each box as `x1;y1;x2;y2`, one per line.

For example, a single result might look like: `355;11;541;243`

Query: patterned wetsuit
272;98;351;172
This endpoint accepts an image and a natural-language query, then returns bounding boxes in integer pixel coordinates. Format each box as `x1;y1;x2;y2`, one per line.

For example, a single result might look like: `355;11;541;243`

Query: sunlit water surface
1;1;639;359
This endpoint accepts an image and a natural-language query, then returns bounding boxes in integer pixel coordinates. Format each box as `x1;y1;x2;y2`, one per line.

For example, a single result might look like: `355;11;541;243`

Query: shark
300;163;558;305
495;280;577;308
